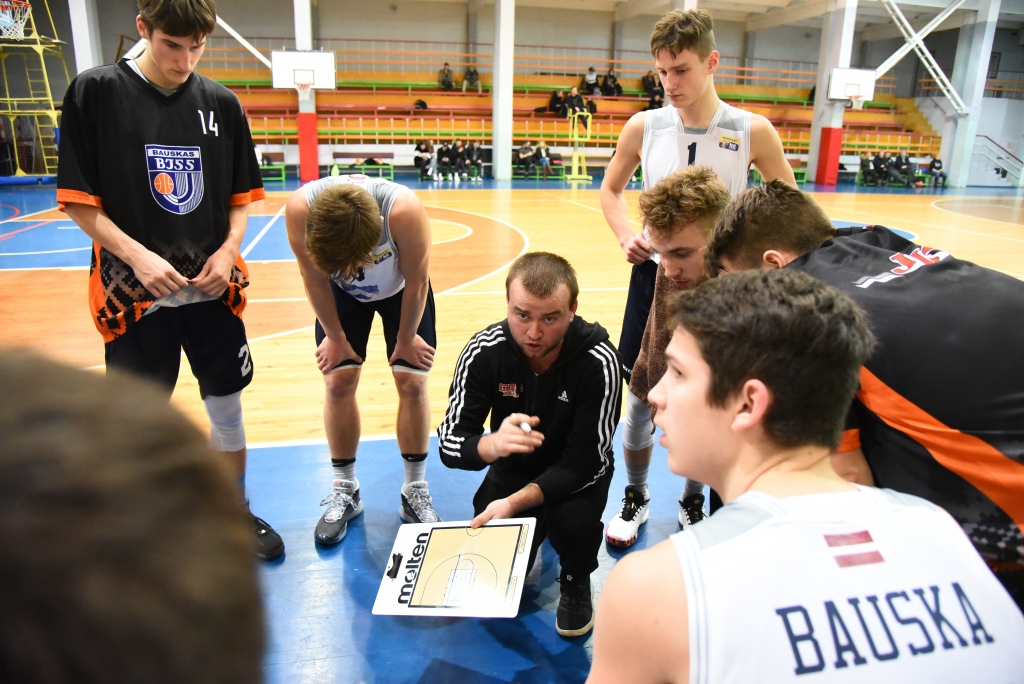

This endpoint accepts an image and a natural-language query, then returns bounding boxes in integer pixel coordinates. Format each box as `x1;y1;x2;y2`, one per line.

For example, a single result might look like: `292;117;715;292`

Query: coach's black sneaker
248;504;285;561
400;481;441;523
315;480;363;545
678;492;707;529
556;572;594;637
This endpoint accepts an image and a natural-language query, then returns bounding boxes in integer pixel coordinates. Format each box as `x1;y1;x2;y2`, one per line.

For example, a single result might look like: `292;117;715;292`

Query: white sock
626;462;650;500
402;455;427;487
332;459;358;491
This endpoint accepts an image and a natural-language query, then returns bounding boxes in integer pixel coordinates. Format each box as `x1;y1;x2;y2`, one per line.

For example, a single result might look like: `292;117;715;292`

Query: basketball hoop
296;82;313;103
850;95;867;111
0;0;30;40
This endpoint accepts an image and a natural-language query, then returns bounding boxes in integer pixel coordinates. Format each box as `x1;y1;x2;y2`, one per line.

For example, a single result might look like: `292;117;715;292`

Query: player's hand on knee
191;249;236;296
493;414;544;457
471;498;514;528
316;336;362;373
621;232;653;265
131;250;189;298
390;335;436;370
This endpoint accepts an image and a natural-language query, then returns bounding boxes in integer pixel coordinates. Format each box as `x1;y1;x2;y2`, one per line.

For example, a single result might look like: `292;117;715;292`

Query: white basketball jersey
304;174;408;302
673;487;1024;683
641;101;751;196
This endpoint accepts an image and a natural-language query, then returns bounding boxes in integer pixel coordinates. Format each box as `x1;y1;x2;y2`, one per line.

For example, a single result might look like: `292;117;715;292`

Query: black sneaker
400;481;441;523
678;492;707;529
248;504;284;561
556;572;594;637
315;480;362;545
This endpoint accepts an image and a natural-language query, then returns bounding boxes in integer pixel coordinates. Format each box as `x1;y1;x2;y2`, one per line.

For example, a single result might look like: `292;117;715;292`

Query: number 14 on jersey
198;110;219;136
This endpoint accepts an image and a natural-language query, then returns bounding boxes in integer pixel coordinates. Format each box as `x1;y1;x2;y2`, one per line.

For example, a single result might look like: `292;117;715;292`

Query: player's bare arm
600;113;652;265
471;483;544;528
64;203;189;298
829;446;874;486
478;413;545;465
388;192;435;370
285;189;361;372
192;204;247;296
749;114;796;186
588;541;690;684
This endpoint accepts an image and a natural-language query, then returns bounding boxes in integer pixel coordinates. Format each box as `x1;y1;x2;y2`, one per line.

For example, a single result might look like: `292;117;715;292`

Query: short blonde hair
305;184;382;280
638;165;731;242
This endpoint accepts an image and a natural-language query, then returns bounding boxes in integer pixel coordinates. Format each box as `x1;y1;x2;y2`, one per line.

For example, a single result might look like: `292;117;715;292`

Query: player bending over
606;165;731;548
286;174;441;547
58;0;281;560
438;253;621;637
588;270;1024;683
601;9;795;542
705;180;1024;610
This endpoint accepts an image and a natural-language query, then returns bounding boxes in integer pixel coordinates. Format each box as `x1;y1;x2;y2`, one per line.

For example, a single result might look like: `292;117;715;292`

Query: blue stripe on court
247;427;685;684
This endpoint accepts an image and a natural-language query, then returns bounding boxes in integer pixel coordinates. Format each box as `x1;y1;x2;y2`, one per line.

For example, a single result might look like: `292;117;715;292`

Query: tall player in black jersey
705;181;1024;610
57;0;283;560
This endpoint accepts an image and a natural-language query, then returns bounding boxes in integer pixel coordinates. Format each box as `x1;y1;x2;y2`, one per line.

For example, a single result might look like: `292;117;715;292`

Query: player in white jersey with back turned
587;269;1024;684
286;175;442;547
602;10;796;545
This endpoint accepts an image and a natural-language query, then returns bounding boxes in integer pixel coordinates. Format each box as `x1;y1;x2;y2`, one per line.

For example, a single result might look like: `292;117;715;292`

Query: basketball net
850;96;866;111
0;0;29;40
296;82;313;103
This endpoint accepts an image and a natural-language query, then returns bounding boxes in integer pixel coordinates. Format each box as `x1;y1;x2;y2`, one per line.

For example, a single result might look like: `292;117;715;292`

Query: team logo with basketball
718;135;740;152
145;145;204;214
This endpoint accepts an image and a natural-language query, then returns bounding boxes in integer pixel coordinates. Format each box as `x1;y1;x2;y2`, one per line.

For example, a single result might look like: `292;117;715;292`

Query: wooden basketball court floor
1;179;1021;683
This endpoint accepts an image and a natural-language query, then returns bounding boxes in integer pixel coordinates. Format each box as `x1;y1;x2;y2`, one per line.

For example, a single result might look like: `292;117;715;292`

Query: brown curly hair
650;9;716;60
638;165;731;243
305;184;383;280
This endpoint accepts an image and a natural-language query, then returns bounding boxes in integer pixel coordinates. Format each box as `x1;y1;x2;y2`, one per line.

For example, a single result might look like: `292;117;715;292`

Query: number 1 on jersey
687;142;697;166
198;110;219;137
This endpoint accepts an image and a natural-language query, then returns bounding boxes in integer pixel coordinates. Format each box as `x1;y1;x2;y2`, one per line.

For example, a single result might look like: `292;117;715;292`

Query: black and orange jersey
789;226;1024;564
57;60;265;342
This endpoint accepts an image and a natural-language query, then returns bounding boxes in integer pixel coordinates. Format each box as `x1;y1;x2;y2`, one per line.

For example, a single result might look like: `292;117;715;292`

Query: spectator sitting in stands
601;68;623;97
548;89;568;117
645;91;664;111
892;150;914;187
566;87;586;118
871;150;886;186
466;140;484;182
534;140;553;180
414;139;435;181
582;67;601;96
436;140;453;180
900;150;922;187
641;70;657;97
463;65;482;94
453;139;469;182
859;152;877;185
516;140;536;177
926;154;947;188
438;62;454;91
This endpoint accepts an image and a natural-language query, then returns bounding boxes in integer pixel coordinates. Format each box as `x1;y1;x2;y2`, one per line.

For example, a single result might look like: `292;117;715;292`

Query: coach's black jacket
438;317;621;502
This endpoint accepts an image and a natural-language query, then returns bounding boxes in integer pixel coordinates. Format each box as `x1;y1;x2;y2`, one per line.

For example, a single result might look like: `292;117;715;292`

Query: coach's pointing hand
478;414;544;464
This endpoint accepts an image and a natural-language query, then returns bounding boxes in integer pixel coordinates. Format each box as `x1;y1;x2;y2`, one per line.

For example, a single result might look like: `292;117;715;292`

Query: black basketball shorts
315;281;437;373
104;299;253;398
618;259;658;384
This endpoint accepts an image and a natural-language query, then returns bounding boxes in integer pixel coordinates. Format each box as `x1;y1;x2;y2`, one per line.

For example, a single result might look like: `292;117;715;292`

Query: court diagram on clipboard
373;519;536;618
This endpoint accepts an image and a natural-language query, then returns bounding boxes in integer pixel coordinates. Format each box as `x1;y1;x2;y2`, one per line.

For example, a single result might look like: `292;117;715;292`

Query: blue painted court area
247;425;684;684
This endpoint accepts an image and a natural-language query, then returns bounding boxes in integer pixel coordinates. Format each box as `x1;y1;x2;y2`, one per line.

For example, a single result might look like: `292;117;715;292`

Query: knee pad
622;390;654;451
203;390;246;452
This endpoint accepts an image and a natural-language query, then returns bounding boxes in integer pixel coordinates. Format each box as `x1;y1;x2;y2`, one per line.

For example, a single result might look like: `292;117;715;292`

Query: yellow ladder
565;111;593;182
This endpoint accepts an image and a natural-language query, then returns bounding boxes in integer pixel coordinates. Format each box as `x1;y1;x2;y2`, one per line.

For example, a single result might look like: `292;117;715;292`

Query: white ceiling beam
615;0;671;21
746;0;829;31
860;10;960;38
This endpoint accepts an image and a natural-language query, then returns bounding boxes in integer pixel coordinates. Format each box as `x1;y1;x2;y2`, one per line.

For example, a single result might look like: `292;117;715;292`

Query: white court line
240;204;287;259
431;221;473;244
249;297;308;303
57;225;81;230
0;206;59;225
0;246;90;256
929;199;1024;231
838;207;1024;245
546;193;643;227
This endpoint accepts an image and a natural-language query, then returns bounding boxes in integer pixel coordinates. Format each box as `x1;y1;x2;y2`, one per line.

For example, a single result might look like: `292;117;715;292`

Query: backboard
271;50;336;89
828;67;876;101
